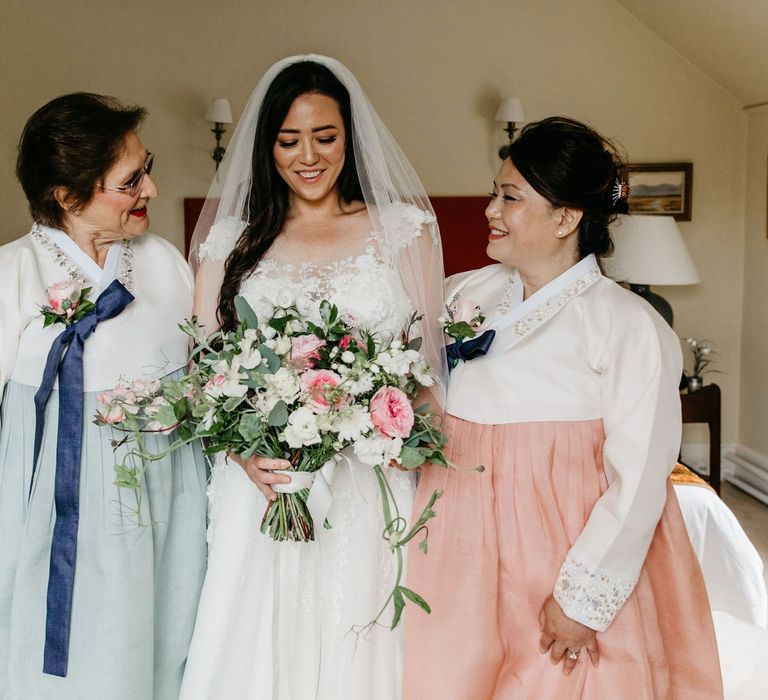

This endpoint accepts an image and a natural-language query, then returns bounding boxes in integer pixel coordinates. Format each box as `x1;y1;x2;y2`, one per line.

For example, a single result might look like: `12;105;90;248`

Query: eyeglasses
98;152;154;196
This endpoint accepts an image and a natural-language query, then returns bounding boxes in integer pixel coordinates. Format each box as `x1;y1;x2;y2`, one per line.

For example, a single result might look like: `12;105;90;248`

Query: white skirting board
723;444;768;506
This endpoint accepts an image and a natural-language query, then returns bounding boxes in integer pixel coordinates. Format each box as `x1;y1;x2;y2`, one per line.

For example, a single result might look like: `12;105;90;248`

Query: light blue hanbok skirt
0;376;208;700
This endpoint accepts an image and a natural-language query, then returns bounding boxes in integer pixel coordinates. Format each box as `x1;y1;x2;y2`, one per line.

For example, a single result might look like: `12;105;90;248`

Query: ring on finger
566;648;579;662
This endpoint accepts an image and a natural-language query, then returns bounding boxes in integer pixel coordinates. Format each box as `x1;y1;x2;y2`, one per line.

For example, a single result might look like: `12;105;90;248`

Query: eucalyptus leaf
268;400;289;427
238;413;264;442
259;344;281;372
154;404;178;428
245;373;266;389
399;445;426;469
234;295;259;329
222;396;245;413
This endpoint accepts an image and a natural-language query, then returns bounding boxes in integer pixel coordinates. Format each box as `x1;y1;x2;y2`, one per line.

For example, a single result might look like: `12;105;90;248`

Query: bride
179;55;446;699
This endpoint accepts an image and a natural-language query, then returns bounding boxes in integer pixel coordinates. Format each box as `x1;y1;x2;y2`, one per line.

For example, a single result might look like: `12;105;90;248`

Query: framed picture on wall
626;162;692;221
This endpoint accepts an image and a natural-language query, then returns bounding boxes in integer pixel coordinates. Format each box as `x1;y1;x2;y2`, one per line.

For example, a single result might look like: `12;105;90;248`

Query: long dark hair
501;116;627;260
217;61;363;330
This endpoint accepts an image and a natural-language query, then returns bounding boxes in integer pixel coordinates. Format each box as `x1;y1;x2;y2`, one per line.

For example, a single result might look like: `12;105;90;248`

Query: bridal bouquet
96;295;457;629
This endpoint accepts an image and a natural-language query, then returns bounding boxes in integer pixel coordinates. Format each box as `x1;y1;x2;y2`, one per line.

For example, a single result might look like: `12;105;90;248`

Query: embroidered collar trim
31;223;135;292
487;254;601;354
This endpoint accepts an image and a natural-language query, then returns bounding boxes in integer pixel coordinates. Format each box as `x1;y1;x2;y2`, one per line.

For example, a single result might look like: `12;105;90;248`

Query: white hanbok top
445;254;683;630
0;224;193;400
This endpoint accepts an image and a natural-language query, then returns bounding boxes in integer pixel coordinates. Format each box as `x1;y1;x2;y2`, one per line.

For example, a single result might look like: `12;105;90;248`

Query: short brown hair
16;92;146;227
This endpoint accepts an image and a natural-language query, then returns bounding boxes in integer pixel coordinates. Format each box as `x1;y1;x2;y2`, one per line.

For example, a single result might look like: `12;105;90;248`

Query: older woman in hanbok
0;93;207;699
404;117;723;699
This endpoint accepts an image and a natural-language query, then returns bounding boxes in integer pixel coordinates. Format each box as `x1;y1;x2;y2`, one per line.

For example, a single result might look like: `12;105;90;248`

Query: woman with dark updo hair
404;117;723;698
0;93;207;699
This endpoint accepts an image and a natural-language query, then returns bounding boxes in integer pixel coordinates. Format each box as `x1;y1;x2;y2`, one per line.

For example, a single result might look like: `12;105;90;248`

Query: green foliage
234;294;259;329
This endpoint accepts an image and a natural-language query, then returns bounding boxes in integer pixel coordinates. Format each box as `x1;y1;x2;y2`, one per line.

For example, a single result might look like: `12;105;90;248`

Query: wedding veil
189;54;447;404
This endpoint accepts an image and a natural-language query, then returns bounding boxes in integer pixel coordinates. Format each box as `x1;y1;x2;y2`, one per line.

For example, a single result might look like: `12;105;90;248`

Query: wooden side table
680;383;721;494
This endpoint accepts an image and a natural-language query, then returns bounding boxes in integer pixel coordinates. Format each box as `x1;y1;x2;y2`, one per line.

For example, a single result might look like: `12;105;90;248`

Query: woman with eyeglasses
0;93;207;699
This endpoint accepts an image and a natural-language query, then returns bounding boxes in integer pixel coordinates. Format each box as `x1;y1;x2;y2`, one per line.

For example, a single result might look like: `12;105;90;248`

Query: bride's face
273;93;347;204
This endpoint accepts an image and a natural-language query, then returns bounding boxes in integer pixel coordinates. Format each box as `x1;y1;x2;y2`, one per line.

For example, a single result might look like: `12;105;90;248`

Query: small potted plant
684;337;719;393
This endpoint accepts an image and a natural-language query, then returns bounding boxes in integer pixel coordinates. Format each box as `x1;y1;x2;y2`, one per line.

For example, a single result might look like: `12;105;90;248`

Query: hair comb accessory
611;177;630;205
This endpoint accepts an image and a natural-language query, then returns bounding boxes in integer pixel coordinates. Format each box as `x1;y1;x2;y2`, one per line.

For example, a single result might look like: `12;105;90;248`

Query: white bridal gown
180;210;431;700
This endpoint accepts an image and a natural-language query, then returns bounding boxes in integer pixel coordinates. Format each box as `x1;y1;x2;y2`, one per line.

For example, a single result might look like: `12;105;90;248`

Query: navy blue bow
31;279;134;677
445;329;496;371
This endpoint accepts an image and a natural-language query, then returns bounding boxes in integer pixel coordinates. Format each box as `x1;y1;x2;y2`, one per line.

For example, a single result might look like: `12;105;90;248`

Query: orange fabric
671;462;716;492
404;417;723;700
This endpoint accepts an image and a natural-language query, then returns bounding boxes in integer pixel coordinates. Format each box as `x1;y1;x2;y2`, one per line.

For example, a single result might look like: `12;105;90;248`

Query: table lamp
605;214;700;327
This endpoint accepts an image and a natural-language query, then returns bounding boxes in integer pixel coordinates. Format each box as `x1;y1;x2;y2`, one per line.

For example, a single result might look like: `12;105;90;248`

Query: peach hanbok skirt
404;417;723;699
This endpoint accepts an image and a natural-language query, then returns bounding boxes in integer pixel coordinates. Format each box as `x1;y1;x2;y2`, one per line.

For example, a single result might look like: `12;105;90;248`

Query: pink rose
203;374;227;398
339;334;366;351
290;335;326;369
109;383;137;405
300;369;349;412
369;386;414;439
453;299;484;330
47;279;82;318
96;402;125;425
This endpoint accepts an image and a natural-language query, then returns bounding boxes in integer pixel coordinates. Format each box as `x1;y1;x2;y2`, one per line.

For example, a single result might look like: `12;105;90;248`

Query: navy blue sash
445;328;496;371
31;279;134;677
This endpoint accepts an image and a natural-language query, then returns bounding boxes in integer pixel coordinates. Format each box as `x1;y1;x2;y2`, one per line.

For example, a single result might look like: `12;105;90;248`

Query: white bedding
675;483;767;628
675;483;768;698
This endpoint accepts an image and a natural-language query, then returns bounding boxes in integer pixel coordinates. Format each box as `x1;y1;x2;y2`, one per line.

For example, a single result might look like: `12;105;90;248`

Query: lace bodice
239;244;415;339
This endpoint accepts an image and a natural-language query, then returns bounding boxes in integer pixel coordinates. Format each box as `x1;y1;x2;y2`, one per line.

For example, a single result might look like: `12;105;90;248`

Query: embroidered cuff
553;553;636;632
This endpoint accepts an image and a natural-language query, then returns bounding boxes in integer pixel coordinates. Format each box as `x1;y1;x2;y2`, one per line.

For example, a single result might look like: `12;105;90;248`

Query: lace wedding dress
179;223;424;700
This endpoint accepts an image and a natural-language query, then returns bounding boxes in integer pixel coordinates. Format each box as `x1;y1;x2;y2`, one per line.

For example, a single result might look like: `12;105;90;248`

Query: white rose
341;350;355;364
333;405;373;442
276;289;294;308
347;373;374;396
412;362;435;387
282;407;321;448
353;435;387;466
353;435;403;466
252;298;275;321
263;367;300;404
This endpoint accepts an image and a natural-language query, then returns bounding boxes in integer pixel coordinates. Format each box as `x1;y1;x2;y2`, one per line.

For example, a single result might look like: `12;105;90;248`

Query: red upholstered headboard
429;196;491;276
183;195;491;276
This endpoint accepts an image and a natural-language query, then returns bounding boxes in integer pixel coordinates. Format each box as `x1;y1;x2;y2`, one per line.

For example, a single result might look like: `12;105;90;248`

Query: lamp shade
205;98;233;124
495;97;525;123
605;214;700;286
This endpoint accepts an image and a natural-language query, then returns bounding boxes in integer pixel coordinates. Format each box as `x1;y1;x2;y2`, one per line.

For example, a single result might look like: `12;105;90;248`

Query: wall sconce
605;214;700;327
205;98;233;170
495;97;525;145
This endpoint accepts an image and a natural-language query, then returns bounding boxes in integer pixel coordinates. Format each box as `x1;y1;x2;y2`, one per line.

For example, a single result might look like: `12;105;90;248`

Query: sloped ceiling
616;0;768;106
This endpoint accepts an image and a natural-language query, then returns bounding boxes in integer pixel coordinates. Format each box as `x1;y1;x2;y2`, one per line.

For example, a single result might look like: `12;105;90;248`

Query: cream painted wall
740;108;768;455
0;0;746;442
